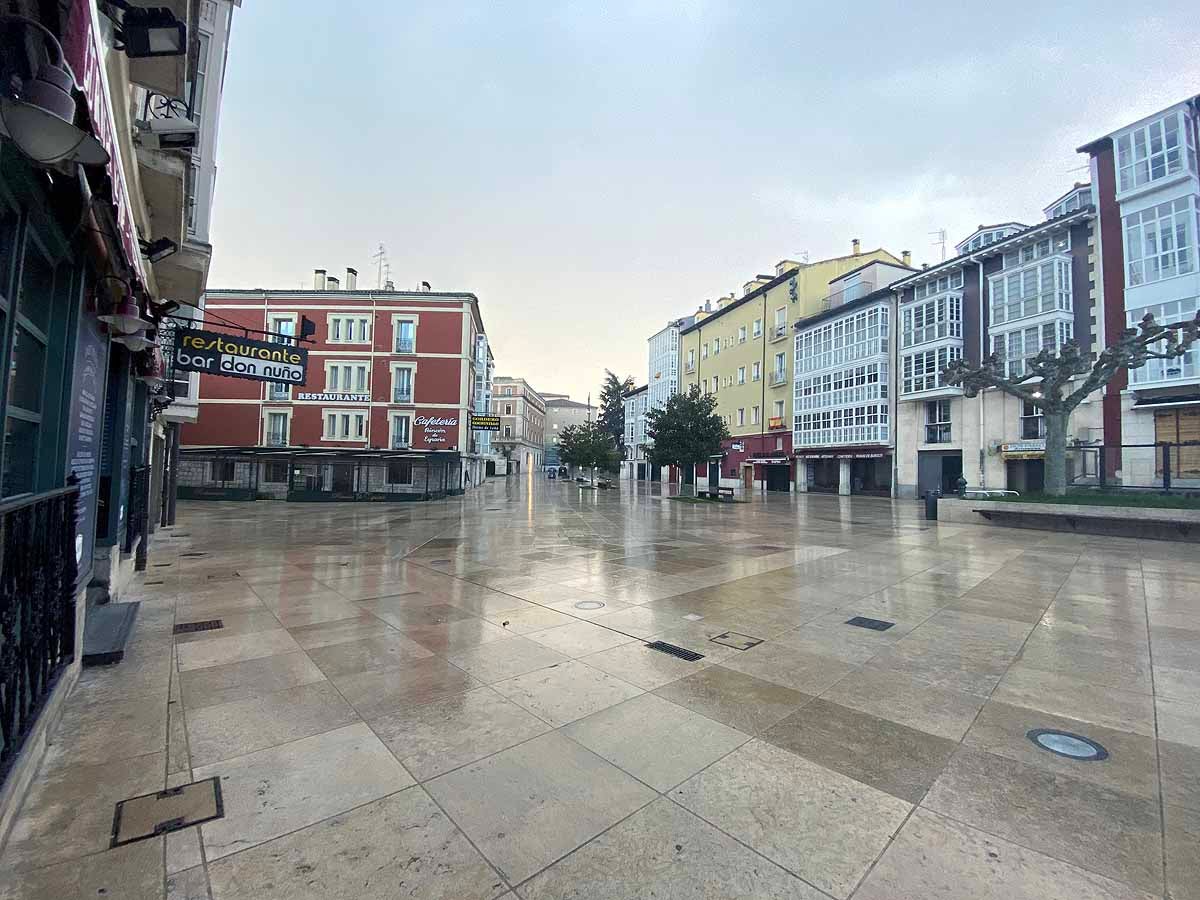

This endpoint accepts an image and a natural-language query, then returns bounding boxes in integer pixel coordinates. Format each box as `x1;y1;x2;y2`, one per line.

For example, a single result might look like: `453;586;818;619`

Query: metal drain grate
645;641;705;662
846;616;895;632
173;619;223;635
179;552;208;559
111;777;223;847
429;559;453;566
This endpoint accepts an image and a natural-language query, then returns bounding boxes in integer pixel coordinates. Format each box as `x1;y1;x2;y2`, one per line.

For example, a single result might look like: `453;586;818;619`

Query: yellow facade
680;249;901;439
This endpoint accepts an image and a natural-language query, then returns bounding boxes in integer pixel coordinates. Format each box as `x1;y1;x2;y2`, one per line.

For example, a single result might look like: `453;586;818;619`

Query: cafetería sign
470;414;501;431
416;415;457;444
173;329;308;385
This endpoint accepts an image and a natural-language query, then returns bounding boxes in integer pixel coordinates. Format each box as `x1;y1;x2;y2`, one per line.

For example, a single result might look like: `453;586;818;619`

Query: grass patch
981;491;1200;510
668;495;748;505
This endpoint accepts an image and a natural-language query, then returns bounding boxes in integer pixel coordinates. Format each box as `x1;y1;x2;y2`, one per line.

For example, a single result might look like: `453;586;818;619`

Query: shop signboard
65;294;109;582
296;392;369;402
174;329;308;384
471;414;500;431
416;415;458;445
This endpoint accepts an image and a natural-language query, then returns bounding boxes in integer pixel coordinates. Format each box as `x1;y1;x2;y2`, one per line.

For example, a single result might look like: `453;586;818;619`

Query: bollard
925;491;940;520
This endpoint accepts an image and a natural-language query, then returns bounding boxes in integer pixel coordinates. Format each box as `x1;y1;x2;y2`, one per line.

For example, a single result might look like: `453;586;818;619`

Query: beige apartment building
492;377;546;472
680;242;908;490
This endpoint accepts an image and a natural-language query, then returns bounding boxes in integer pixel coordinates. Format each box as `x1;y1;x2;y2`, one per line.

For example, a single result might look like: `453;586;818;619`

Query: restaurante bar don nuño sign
174;329;308;385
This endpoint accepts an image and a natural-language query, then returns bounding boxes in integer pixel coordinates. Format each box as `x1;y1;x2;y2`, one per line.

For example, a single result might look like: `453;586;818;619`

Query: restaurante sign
173;329;308;385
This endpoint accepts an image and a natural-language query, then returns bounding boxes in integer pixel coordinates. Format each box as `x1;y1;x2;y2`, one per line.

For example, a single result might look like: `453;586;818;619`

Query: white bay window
1124;197;1196;286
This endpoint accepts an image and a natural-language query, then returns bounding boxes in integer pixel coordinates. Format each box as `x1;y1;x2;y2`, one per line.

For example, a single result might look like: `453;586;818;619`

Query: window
990;256;1072;324
503;386;513;396
190;31;210;131
323;410;367;441
1124;197;1195;286
502;425;512;437
902;346;962;394
1021;401;1046;440
712;378;718;395
713;339;720;356
210;460;235;482
503;403;513;415
701;343;708;359
394;318;416;353
391;366;414;403
686;349;695;370
773;351;786;381
902;294;963;347
265;411;289;446
325;362;368;393
738;325;747;343
387;461;413;485
737;408;745;426
328;315;371;343
752;318;762;337
1117;111;1196;192
773;400;785;419
925;400;951;443
913;270;964;301
186;162;200;233
991;320;1073;379
263;461;289;484
796;305;890;374
751;406;760;425
737;366;746;385
390;415;411;448
752;361;761;381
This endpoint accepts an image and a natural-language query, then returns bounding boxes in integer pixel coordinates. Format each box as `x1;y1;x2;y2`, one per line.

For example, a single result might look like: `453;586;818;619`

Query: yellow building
679;243;906;491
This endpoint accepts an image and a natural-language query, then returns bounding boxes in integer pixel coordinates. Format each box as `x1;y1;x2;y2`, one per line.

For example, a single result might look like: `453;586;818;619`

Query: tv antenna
929;228;947;262
371;242;389;289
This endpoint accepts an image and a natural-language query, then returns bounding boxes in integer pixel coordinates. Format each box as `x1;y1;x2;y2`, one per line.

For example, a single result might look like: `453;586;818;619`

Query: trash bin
924;490;941;520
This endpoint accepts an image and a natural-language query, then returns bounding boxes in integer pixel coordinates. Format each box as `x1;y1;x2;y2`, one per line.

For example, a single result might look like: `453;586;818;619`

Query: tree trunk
1043;409;1069;496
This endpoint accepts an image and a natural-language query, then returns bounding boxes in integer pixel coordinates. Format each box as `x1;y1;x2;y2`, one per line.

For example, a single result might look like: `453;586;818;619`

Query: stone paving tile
491;658;643;726
579;641;715;690
166;865;210;900
991;665;1156;735
195;723;414;861
207;788;506;900
401;619;519;654
563;693;750;791
186;680;359;765
48;694;167;767
426;731;656;884
179;650;327;709
718;642;859;695
447;636;570;684
672;739;911;899
285;614;396;649
763;698;958;804
654;666;813;735
518;797;827;899
1165;803;1200;900
819;666;986;741
856;808;1158;900
304;631;434;677
1159;739;1200;811
172;609;283;644
332;656;479;718
0;837;165;900
923;747;1164;894
369;686;551;781
1157;696;1200;747
176;628;302;671
525;619;639;657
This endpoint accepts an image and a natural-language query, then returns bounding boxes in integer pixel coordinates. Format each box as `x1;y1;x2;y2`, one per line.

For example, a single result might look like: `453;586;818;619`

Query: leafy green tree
944;312;1198;496
645;386;729;476
598;370;634;450
558;421;620;484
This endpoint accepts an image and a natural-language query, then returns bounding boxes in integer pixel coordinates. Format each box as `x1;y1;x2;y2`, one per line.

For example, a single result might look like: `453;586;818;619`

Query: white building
1079;97;1200;487
622;385;649;479
890;193;1099;497
792;260;911;495
473;333;495;463
642;314;695;479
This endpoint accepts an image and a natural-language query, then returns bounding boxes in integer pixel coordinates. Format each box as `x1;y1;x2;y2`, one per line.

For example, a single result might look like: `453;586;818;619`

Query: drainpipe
977;258;986;488
890;290;899;499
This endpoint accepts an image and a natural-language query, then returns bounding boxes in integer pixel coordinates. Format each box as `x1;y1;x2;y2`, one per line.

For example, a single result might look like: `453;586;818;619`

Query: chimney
851;239;861;256
345;267;357;291
326;275;340;290
902;250;912;267
313;268;326;290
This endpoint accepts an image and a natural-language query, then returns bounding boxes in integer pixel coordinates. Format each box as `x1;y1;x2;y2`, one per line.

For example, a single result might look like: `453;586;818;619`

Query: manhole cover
645;641;705;662
173;620;223;635
846;616;895;632
111;777;223;847
710;632;763;651
574;600;605;610
1027;729;1109;761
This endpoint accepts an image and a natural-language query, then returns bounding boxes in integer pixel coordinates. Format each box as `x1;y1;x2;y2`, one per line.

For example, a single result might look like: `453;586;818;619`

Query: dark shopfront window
0;175;80;499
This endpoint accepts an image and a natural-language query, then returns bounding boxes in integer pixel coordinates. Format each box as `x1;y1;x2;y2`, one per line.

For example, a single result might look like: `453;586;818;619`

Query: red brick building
181;270;493;489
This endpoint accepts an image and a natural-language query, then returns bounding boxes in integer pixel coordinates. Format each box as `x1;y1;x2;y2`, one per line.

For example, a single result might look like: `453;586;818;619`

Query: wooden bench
973;506;1196;538
697;487;735;501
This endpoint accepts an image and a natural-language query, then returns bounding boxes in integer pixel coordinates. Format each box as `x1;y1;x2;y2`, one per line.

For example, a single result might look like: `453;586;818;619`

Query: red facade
181;288;483;453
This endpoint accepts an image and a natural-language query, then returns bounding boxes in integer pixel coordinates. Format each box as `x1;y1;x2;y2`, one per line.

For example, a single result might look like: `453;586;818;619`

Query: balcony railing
393;387;413;404
395;338;415;354
392;437;411;450
769;370;787;387
1021;417;1047;440
266;433;288;448
820;280;876;312
769;324;789;342
267;384;290;401
0;481;79;780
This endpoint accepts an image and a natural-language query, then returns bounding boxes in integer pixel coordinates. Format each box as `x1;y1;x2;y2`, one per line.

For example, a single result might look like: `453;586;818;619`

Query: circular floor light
573;600;605;610
1026;729;1109;761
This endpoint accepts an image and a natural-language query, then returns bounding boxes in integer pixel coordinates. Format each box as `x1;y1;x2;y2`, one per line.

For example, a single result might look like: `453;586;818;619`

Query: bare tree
943;312;1199;496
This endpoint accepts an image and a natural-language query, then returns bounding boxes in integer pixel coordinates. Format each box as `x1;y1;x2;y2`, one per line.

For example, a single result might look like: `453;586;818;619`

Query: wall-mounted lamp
0;16;109;167
105;2;187;58
140;236;178;263
98;290;150;334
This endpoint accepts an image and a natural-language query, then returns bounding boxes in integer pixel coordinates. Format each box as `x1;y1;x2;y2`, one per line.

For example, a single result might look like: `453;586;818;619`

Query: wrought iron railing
124;466;150;571
393;387;413;403
395;338;415;354
0;480;79;780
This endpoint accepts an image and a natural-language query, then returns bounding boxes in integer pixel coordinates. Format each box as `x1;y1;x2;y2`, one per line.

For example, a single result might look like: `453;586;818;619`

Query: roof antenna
371;242;388;289
928;228;947;262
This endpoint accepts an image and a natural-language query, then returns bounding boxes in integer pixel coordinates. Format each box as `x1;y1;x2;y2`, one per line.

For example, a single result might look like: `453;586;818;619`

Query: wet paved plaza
1;477;1197;899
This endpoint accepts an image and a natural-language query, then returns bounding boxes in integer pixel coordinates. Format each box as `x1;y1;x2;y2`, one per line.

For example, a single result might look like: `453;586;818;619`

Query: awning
745;457;790;465
1132;394;1200;409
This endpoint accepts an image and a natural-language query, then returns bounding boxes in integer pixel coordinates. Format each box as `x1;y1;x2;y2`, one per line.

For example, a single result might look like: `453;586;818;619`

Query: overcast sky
207;1;1200;404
